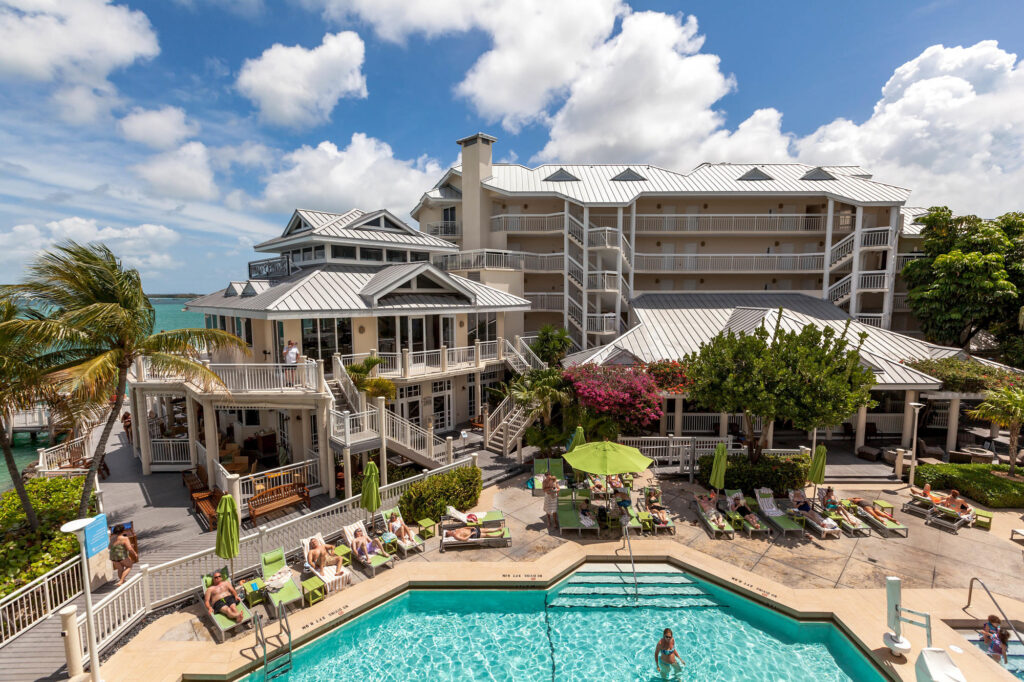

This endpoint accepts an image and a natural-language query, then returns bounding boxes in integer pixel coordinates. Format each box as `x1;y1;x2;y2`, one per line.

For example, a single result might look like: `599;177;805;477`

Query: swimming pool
966;633;1024;679
242;564;887;681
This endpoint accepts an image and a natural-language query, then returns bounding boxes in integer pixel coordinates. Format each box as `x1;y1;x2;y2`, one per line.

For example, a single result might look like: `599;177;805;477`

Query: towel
265;566;292;591
579;512;596;528
757;489;785;517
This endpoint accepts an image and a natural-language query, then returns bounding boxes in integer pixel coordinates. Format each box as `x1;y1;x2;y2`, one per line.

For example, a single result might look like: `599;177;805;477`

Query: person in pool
989;627;1010;663
980;614;1001;644
443;526;505;541
654;628;684;679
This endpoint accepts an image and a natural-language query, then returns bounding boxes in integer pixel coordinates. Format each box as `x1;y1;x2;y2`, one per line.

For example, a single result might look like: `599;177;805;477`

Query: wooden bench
193;488;224;530
248;482;310;524
182;465;209;496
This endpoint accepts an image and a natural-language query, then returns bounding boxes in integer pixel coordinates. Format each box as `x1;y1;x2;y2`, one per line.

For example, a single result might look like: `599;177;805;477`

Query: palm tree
565;405;619;442
344;357;396;401
1;242;248;517
969;386;1024;478
530;325;574;366
511;369;571;427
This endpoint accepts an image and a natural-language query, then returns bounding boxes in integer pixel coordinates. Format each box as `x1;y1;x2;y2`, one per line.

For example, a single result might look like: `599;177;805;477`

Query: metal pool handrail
965;577;1024;649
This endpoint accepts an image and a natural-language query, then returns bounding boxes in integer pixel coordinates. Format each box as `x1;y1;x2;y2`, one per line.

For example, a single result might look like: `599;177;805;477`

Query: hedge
905;357;1019;393
398;466;482;523
913;463;1024;508
695;453;810;495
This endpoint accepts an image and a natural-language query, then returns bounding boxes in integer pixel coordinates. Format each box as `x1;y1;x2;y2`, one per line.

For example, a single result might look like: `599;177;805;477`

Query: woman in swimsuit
729;493;761;529
654;628;684;680
848;497;896;523
109;524;138;586
388;512;415;544
989;627;1010;663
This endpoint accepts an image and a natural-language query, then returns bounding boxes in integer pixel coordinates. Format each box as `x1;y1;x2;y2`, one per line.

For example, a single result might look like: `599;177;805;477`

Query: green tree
344;357;396;401
1;242;248;517
529;325;574;366
968;386;1024;479
509;368;571;427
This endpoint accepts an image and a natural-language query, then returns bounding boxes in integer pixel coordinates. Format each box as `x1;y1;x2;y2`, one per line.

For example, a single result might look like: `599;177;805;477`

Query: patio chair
902;488;937;518
532;458;566;497
787;490;841;539
754;489;803;537
815;489;870;537
301;533;352;592
640;487;677;535
199;567;252;643
376;506;426;557
693;492;734;539
259;547;302;618
926;504;973;534
556;499;599;536
721;489;769;539
341;520;396;577
841;500;909;538
916;438;945;459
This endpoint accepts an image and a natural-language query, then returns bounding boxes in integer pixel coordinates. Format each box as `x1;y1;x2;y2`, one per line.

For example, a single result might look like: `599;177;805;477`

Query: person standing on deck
282;340;299;385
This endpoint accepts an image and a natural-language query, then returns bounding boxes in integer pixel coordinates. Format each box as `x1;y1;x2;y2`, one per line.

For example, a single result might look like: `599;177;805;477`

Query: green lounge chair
901;490;936;519
926;504;972;534
754;488;803;537
260;548;302;618
533;458;566;497
557;499;599;536
439;520;512;552
721;489;769;539
694;492;734;539
446;505;505;527
200;567;252;643
841;500;909;538
815;490;871;537
341;521;396;577
377;506;426;557
640;487;676;535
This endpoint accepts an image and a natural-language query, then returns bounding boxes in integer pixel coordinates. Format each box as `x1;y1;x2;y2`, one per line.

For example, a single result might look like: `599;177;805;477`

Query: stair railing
965;577;1024;649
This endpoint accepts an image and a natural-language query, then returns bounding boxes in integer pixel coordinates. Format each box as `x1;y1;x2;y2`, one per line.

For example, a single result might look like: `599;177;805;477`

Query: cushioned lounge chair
902;490;937;518
721;489;769;539
557;499;600;536
841;500;909;538
445;505;505;527
301;533;352;592
438;519;512;552
259;548;302;619
341;521;396;577
200;567;252;643
815;490;871;537
787;491;841;539
376;506;426;557
638;487;676;535
926;504;973;534
694;493;734;539
754;488;803;537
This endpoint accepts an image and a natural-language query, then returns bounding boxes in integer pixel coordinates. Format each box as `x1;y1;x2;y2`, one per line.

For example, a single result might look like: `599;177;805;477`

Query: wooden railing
0;557;82;647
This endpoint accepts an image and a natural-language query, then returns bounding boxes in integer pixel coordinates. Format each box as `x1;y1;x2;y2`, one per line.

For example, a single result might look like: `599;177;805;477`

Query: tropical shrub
398;466;482;523
644;360;692;394
1;476;93;597
913;463;1024;508
529;325;574;365
695;453;810;495
905;357;1019;393
562;364;662;435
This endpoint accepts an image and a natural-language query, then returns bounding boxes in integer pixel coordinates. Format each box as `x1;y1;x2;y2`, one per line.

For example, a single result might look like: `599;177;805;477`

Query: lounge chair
902;489;937;519
721;489;769;539
787;491;841;539
376;506;426;557
199;567;252;643
815;490;870;537
341;521;396;577
259;548;302;619
445;505;505;527
926;504;973;534
841;500;909;538
556;499;600;536
533;458;566;497
301;533;352;592
438;518;512;552
754;489;803;537
640;487;677;535
694;493;734;539
917;438;945;459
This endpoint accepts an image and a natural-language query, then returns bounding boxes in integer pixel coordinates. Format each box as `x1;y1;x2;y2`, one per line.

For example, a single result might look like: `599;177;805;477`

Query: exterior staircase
829;233;855;270
484;397;534;455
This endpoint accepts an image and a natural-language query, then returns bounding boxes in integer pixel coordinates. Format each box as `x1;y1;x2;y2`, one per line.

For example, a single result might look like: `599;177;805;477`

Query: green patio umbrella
567;425;586;453
708;442;728;492
360;460;382;524
563;440;652;476
807;444;828;499
215;493;240;580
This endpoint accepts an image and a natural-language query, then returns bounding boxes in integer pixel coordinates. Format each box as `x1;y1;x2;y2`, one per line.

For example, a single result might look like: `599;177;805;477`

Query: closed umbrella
360;460;382;524
807;444;828;500
708;442;728;493
215;493;240;581
567;425;586;453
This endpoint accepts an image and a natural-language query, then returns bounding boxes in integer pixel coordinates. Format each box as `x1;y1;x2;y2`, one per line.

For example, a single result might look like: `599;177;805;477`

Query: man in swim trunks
654;628;685;679
444;526;506;541
307;537;344;571
351;528;387;561
204;571;244;623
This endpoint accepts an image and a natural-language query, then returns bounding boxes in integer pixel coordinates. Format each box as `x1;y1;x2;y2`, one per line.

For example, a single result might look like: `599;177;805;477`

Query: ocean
1;298;203;491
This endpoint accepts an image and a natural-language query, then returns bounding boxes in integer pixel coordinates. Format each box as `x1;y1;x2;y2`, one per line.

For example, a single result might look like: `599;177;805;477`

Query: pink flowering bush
563;364;662;435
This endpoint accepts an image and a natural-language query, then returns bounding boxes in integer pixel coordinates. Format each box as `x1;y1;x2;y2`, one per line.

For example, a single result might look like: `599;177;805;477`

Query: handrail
965;577;1024;650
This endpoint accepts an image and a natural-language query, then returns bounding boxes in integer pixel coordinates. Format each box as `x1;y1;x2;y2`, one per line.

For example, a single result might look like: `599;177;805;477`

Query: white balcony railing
828;274;852;303
421;220;461;238
893;293;910;312
431;250;563;272
525;292;563;311
896;253;925;270
207;361;319;392
407;349;443;377
0;556;82;646
633;253;824;273
586;313;619;334
860;228;891;248
150;439;191;467
829;233;855;267
587;270;619;290
330;409;379;446
567;256;584;287
588;227;621;250
856;313;884;328
447;345;476;369
238;458;322;517
490;212;565;233
634;213;828;233
858;271;888;290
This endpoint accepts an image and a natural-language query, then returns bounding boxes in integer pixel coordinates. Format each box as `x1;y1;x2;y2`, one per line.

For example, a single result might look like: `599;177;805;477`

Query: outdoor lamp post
61;517;103;682
909;402;925;486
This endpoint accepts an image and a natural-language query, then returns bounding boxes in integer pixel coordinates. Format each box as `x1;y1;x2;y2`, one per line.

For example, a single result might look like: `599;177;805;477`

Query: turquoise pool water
243;567;886;681
968;634;1024;679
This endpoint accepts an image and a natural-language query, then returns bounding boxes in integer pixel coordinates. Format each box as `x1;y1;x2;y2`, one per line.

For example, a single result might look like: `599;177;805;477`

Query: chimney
456;133;497;250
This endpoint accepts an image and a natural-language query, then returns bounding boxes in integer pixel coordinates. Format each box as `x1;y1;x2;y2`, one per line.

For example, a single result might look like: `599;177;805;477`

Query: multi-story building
414;133;929;350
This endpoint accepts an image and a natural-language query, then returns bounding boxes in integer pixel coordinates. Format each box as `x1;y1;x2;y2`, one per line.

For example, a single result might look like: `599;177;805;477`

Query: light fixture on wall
703;203;708;209
656;240;661;247
358;325;365;334
459;320;465;328
699;241;705;247
774;241;780;247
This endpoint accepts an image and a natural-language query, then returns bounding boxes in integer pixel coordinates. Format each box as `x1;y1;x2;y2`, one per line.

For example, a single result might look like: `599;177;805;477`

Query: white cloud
133;142;219;201
118;106;200;149
51;83;121;125
257;133;441;216
0;0;158;122
236;31;367;128
211;141;274;170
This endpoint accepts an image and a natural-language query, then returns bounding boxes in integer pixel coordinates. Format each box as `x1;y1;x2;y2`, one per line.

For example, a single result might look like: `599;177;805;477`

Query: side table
242;577;265;608
302;575;326;607
418;518;436;540
333;544;353;567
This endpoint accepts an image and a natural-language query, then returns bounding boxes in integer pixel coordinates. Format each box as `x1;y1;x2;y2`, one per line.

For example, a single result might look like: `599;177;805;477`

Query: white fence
237;458;322;517
634;253;825;273
383;410;447;465
207;361;319;392
150;439;191;469
490;212;565;233
37;434;89;470
330;409;379;446
0;557;82;647
634;213;828;233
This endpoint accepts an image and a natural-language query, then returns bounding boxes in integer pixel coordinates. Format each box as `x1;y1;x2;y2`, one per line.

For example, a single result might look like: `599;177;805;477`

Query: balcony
896;253;925;270
422;220;461;239
587;227;622;249
587;270;619;291
431;249;563;272
893;293;910;312
856;313;884;328
858;270;889;291
586;313;621;334
131;357;323;393
859;227;891;249
525;292;563;311
633;253;824;273
490;212;565;233
336;338;538;382
634;213;829;234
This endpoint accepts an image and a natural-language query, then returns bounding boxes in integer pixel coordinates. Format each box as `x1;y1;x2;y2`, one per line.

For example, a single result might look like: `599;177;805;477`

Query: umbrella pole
811;430;818;500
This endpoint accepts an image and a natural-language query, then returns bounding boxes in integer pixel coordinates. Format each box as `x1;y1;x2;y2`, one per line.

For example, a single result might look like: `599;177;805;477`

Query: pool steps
548;567;723;611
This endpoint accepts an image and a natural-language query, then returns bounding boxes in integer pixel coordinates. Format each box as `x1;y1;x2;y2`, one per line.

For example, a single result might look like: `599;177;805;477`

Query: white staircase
484;396;535;455
827;274;852;305
829;233;855;270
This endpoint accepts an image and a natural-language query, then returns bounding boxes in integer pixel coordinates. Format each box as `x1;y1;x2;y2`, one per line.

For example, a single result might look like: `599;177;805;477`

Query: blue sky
1;0;1023;293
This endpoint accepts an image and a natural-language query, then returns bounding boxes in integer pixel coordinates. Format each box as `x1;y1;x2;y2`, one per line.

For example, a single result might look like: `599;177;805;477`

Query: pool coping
99;537;1020;682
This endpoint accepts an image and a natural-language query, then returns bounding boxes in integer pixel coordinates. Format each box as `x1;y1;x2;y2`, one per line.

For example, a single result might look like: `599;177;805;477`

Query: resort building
414;133;929;349
124;208;543;513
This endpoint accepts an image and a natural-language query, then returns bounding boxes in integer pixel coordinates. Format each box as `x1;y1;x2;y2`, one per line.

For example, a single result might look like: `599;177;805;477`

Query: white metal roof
256;208;457;252
900;207;930;236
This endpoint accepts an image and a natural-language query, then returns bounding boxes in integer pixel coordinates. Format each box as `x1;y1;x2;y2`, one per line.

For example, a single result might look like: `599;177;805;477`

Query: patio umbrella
708;442;728;493
567;425;586;453
214;493;240;581
563;441;652;476
807;444;828;500
360;460;381;524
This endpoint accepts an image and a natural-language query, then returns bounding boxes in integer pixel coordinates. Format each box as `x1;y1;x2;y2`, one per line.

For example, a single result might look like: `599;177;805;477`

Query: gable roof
358;262;476;306
543;168;580;182
610;167;648;182
256;208;457;252
900;207;930;236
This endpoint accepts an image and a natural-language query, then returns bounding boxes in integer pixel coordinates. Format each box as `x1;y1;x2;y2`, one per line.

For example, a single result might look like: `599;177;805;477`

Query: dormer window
611;168;647;182
386;249;407;263
360;247;383;262
332;245;356;260
543;168;580;182
737;167;774;181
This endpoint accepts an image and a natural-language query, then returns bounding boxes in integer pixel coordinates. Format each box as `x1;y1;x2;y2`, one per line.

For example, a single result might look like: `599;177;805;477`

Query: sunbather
645;488;666;511
848;498;896;523
444;526;506;541
728;493;761;530
696;494;726;530
387;512;416;544
351;528;387;561
910;483;942;503
792;490;839;530
940;489;974;518
307;537;343;571
578;500;597;528
204;571;244;623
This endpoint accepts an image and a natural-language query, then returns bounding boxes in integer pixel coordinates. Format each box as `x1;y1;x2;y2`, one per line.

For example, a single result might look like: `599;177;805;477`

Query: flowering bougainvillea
643;359;692;395
562;364;662;435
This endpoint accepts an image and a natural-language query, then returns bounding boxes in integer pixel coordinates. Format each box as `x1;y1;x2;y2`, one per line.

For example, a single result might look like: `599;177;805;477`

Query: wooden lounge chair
445;505;505;527
301;533;352;592
199;567;252;643
259;547;302;618
841;500;909;538
926;504;972;534
754;489;803;537
341;521;396;577
815;490;870;537
721;489;769;539
556;499;599;536
438;518;512;552
694;493;734;539
375;506;426;557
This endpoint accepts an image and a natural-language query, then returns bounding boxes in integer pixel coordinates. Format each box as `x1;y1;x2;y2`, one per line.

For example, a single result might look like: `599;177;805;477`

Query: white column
946;398;960;453
901;390;917;449
163;396;174;430
991;421;1001;439
628;201;636;300
130;386;143;456
203;401;218;487
615;206;623;326
376;396;388;486
139;390;153;475
674;399;683;435
343;446;352;499
821;198;835;299
185;395;198;466
765;421;775;450
581;206;590;351
881;204;899;329
854;404;867;450
718;412;729;439
850;205;863;316
317;398;331;494
563;199;570;333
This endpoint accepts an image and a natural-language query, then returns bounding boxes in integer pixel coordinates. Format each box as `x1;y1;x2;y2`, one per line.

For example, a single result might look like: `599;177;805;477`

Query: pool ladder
965;577;1024;650
621;523;640;600
254;608;293;681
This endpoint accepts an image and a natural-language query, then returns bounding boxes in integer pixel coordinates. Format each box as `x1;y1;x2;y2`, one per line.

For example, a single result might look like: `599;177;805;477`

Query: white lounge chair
446;505;505;527
376;506;426;557
788;491;841;539
754;488;803;537
341;521;396;577
301;533;352;592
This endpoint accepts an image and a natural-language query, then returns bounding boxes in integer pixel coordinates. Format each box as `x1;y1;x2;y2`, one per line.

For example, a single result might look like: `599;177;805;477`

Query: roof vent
611;168;647;182
801;167;836;181
737;167;774;181
543;168;580;182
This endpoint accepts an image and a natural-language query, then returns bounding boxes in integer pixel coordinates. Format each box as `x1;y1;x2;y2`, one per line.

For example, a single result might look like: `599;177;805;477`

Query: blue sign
83;514;108;559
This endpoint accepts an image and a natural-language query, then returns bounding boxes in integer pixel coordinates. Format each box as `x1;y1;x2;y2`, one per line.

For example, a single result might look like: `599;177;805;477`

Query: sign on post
83;513;108;559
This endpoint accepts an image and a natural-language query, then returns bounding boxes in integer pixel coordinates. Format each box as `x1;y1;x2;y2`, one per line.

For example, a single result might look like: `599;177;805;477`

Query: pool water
968;634;1024;679
243;565;885;681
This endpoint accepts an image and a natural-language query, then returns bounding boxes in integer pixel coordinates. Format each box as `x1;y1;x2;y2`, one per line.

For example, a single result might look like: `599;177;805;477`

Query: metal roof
187;264;528;319
900;207;930;236
256;208;457;252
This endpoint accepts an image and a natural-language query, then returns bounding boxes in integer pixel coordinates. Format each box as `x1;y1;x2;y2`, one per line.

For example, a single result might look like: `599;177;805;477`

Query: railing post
37;446;47;470
475;340;483;368
342;410;351;444
317;359;326;392
426;419;435;461
440;345;448;373
402;348;411;379
482;402;490;443
496;337;504;362
377;396;388;487
343;446;352;499
228;474;242;512
258;525;268;560
140;564;152;613
61;605;84;678
445;437;453;464
332;352;341;379
471;453;478;470
369;349;378;377
135;356;145;381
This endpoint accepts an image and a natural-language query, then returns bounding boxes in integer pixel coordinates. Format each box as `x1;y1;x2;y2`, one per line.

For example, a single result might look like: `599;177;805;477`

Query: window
397;385;420;399
410;251;428;262
332;245;356;260
378;316;397;354
386;249;407;263
318;317;335;361
301;319;319;360
336;318;353;355
415;274;441;289
205;314;214;329
301;247;312;262
218;315;227;331
466;313;496;344
443;206;457;223
361;247;383;262
431;380;451;393
313;246;324;260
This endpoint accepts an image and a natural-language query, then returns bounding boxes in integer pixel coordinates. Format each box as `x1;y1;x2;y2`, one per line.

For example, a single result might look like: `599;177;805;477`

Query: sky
1;0;1023;293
